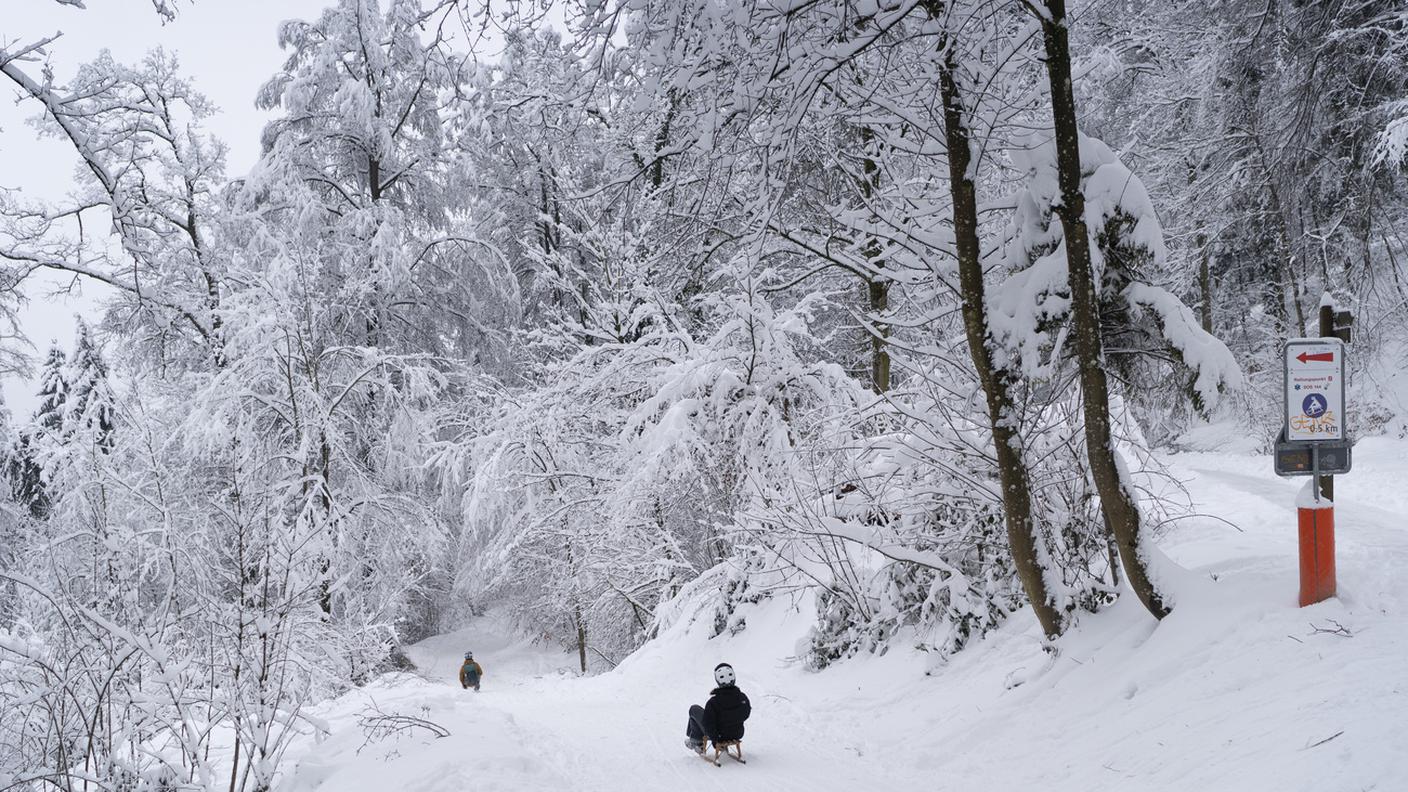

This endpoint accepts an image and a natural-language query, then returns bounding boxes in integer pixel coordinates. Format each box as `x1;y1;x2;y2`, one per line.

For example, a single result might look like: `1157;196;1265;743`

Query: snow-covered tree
64;317;116;452
0;48;230;369
1020;0;1242;618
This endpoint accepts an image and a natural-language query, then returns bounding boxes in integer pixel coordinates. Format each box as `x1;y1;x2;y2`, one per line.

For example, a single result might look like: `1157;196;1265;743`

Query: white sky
0;0;334;414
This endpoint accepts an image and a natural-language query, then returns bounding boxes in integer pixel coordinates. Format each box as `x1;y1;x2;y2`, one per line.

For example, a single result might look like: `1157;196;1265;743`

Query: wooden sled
701;740;744;767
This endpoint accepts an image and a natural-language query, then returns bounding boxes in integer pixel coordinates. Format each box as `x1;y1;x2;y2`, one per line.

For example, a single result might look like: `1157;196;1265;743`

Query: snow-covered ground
279;438;1408;791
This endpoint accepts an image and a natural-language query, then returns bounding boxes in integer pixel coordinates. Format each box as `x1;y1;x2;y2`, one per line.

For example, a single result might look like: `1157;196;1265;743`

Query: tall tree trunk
859;125;890;393
1038;0;1171;620
935;29;1063;640
575;606;588;674
1197;236;1214;334
651;88;678;190
867;277;890;393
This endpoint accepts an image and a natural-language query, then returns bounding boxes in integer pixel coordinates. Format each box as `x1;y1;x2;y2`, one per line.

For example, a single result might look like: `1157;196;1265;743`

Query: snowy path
407;619;918;790
287;613;915;792
281;442;1408;792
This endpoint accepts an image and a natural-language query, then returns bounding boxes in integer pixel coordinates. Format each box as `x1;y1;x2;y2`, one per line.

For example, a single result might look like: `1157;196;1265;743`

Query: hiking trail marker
1284;338;1344;442
1274;304;1354;607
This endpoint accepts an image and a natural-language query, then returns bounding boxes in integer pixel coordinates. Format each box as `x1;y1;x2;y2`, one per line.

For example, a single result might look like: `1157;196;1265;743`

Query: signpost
1276;338;1351;478
1284;338;1344;442
1274;303;1353;607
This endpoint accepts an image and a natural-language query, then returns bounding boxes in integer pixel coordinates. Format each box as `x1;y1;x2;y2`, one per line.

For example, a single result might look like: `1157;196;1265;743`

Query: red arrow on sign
1296;351;1335;364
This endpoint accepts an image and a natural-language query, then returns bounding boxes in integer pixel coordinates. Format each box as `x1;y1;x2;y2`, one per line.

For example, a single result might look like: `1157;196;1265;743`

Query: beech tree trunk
935;32;1063;640
1038;0;1171;620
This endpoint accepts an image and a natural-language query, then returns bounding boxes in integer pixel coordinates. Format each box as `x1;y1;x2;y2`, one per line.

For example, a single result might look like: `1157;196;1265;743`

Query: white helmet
714;663;736;687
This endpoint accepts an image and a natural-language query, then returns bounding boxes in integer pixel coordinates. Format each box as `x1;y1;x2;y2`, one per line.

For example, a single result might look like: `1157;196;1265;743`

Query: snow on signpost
1284;338;1345;442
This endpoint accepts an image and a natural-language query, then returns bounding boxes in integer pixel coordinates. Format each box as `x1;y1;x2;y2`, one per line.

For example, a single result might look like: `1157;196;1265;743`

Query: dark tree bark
934;24;1063;639
575;606;588;674
867;277;890;393
860;119;890;394
1037;0;1171;620
1199;246;1214;335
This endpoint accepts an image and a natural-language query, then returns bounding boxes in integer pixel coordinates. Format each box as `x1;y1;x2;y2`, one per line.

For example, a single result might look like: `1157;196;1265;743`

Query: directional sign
1284;338;1345;442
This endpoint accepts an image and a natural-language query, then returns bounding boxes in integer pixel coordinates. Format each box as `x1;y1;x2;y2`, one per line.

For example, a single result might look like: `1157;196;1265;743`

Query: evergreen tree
65;317;116;452
3;377;42;517
7;431;46;519
34;344;69;437
12;344;71;516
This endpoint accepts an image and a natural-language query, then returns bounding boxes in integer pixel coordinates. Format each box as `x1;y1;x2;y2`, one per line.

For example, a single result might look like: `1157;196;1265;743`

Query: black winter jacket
702;685;751;742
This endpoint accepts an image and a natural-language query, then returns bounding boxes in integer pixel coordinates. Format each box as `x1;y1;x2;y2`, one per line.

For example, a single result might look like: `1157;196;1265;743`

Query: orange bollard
1297;497;1336;607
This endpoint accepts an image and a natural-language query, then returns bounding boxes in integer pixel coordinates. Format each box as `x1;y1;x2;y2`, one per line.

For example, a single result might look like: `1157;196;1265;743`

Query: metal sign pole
1318;305;1336;502
1311;444;1323;502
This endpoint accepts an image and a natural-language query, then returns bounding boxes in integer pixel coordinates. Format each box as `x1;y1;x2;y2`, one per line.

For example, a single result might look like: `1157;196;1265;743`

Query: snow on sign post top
1284;338;1345;442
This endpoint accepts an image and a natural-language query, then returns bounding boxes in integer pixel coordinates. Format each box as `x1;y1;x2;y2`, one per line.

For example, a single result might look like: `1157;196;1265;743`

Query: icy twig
1307;620;1353;638
356;701;450;753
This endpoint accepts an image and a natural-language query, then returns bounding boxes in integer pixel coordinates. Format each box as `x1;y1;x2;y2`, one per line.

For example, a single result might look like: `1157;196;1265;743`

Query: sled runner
696;740;744;767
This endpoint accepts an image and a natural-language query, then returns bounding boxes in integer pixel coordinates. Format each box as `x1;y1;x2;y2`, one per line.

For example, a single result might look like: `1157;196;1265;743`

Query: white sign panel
1284;339;1345;441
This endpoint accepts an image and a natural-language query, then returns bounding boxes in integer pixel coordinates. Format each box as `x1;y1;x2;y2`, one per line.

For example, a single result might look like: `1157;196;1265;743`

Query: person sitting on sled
685;662;751;756
459;651;484;691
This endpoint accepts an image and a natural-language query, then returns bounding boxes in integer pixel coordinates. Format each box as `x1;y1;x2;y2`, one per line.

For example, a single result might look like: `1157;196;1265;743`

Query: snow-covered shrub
775;404;1027;668
710;557;772;639
802;504;1022;670
993;133;1244;434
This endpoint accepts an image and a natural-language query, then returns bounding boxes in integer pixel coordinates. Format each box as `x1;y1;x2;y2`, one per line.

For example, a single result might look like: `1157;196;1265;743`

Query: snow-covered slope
278;441;1408;792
